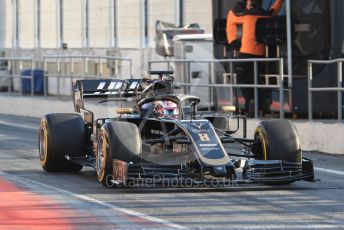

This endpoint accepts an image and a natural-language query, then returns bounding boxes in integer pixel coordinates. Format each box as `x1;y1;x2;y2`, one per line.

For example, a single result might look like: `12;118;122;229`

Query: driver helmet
162;100;179;116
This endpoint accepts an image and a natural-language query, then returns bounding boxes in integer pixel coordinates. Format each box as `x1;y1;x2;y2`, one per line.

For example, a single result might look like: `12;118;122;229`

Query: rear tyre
253;119;302;185
39;113;85;172
96;121;141;187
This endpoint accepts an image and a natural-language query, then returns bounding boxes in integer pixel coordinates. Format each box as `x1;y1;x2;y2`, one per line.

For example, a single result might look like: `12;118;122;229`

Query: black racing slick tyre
254;119;302;163
39;113;85;172
96;121;141;187
253;120;302;185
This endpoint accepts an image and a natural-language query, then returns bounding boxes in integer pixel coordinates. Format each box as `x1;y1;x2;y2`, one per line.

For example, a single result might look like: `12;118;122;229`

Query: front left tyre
39;113;85;172
252;119;302;185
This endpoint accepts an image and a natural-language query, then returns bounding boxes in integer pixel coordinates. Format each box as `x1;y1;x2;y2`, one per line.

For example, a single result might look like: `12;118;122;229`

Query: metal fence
4;55;343;121
42;55;133;97
149;58;286;119
308;58;343;121
0;57;35;96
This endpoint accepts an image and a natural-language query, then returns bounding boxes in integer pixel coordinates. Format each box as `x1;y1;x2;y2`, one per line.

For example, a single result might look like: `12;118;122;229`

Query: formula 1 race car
38;71;315;187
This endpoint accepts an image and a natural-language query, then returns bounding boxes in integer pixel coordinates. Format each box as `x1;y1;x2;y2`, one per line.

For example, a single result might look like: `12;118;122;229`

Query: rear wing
73;79;142;112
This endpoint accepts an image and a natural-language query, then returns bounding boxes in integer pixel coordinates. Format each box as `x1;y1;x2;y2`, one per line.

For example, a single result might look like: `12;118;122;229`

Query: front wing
109;158;315;187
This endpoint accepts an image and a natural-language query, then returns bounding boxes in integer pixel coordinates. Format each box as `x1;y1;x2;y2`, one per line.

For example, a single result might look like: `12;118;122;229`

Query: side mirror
191;101;197;119
222;106;236;113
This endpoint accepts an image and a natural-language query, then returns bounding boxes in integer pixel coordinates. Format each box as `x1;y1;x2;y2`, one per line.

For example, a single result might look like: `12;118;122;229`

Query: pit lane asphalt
0;114;343;229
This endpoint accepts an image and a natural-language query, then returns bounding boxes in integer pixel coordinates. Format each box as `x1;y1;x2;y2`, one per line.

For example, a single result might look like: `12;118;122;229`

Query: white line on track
0;120;37;130
315;167;344;176
0;171;186;229
0;134;17;140
193;224;344;229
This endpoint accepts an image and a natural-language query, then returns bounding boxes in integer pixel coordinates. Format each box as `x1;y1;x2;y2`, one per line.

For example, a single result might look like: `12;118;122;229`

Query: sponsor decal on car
199;133;210;142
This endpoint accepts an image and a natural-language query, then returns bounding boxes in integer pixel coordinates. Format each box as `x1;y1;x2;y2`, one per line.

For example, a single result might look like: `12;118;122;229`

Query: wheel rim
39;128;45;160
97;131;107;180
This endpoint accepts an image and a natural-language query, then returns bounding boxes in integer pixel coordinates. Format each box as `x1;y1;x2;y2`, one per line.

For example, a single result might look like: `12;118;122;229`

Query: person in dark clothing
226;1;246;110
230;0;284;116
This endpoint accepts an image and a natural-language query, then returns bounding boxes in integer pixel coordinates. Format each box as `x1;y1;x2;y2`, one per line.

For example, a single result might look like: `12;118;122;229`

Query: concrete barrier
0;95;114;120
0;95;343;155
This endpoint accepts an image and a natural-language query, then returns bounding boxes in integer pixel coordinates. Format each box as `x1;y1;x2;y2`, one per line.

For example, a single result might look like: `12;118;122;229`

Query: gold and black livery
39;71;315;187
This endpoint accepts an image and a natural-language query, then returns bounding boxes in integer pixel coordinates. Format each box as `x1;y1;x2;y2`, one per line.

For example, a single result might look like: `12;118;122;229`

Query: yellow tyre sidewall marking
256;127;268;160
39;119;49;167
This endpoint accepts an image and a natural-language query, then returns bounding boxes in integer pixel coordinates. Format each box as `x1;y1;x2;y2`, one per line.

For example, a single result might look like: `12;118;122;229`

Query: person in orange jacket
239;0;283;56
229;0;284;116
226;0;246;52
